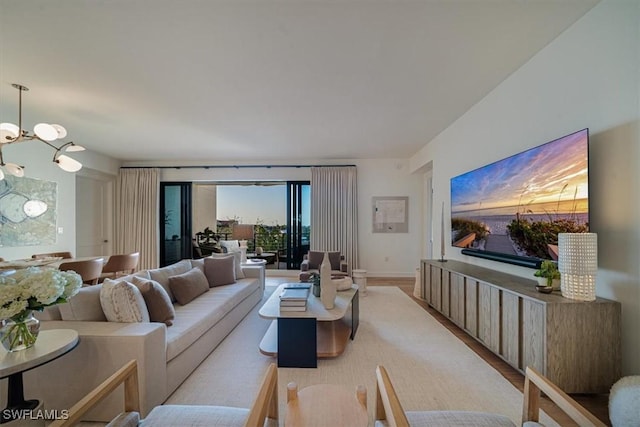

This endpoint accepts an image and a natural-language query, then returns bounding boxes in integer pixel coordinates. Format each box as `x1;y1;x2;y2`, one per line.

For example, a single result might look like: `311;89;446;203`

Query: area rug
166;286;557;426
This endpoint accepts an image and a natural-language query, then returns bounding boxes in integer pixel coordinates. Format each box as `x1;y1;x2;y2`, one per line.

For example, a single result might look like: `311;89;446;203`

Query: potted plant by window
534;260;561;291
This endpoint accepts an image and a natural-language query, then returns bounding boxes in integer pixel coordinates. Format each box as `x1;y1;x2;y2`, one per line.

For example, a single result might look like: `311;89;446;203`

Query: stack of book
279;283;311;312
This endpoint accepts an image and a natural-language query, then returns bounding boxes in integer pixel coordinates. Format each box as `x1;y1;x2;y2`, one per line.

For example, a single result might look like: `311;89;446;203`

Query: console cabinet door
489;287;501;354
421;262;431;304
441;270;450;317
522;299;545;373
430;265;442;311
449;273;465;327
501;292;520;367
478;282;492;346
465;279;478;336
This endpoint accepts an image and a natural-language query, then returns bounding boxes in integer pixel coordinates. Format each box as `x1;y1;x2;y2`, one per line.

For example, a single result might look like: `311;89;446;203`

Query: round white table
0;329;79;424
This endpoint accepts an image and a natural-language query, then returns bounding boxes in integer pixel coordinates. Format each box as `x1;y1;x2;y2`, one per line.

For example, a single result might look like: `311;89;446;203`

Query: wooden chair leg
356;385;367;409
287;382;299;403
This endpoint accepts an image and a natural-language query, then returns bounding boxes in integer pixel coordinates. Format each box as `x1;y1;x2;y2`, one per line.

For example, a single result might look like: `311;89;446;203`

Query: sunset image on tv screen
450;128;589;261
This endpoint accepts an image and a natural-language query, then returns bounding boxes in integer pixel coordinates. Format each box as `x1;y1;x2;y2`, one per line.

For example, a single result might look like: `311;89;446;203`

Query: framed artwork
0;176;57;246
372;196;408;233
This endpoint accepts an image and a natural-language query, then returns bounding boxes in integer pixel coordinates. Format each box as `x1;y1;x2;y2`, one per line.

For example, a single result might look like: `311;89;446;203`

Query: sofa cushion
169;268;210;305
131;276;176;326
59;284;107;321
35;305;62;321
165;278;259;361
148;259;192;302
204;256;236;287
142;405;250;427
404;411;516;426
100;279;150;323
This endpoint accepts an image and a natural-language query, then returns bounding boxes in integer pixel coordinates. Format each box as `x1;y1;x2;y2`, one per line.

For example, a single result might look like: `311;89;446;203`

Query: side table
0;330;79;424
285;382;368;427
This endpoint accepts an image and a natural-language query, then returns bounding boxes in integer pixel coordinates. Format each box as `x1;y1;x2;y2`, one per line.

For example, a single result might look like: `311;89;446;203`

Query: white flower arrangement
0;266;82;319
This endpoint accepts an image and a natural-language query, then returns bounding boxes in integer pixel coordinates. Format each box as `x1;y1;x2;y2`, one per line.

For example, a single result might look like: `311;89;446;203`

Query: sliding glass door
286;181;310;269
160;183;192;266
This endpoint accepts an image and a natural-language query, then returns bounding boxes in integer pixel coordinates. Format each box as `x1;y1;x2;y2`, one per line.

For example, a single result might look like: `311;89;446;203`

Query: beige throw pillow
100;279;150;323
131;276;175;326
59;284;107;321
204;256;236;287
209;252;245;279
148;259;193;302
168;267;210;305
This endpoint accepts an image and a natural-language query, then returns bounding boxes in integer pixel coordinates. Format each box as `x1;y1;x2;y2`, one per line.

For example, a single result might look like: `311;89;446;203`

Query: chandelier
0;83;85;180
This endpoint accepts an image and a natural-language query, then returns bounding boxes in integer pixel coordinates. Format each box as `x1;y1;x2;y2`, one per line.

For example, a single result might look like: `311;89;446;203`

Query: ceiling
0;0;598;163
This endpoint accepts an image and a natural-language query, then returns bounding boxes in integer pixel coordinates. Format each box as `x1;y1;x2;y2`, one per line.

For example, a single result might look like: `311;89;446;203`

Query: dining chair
99;252;140;282
58;258;104;285
32;251;73;259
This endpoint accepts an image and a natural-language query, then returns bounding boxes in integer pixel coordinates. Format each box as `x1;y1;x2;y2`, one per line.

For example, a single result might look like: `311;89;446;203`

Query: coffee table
258;283;359;368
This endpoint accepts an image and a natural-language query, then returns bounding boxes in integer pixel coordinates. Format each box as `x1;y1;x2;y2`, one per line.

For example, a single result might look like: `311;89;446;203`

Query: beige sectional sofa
23;258;265;422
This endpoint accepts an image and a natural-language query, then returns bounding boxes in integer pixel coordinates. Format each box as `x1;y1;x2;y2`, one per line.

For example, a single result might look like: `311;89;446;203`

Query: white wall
127;158;423;276
0;143;119;260
410;0;640;374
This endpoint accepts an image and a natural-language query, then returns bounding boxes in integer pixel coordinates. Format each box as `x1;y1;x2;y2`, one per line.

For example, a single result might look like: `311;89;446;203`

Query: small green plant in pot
309;272;321;297
534;260;561;289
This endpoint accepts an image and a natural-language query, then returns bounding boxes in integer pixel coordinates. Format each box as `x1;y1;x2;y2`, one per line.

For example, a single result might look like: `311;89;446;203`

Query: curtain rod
120;164;356;169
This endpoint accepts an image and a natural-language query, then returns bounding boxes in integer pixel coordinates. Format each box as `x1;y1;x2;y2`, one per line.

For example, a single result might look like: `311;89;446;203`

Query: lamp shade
34;123;59;141
558;233;597;301
5;163;24;177
56;154;82;172
0;123;19;142
51;124;67;139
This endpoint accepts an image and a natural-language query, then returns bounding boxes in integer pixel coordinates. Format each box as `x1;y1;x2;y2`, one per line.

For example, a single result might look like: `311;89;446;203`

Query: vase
312;283;321;297
320;252;336;309
0;310;40;352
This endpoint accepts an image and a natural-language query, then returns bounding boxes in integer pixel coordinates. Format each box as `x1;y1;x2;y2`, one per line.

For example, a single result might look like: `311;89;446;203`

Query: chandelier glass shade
0;83;85;179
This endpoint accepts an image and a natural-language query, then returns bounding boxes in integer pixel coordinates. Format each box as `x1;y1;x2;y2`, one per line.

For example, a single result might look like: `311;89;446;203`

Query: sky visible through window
216;184;310;227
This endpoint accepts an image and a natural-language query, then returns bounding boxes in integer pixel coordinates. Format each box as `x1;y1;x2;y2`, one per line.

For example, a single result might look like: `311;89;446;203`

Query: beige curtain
310;166;358;271
114;168;159;270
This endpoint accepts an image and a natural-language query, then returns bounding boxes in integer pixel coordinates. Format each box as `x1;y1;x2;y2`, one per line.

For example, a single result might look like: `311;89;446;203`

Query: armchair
374;365;606;427
52;360;278;427
299;250;348;282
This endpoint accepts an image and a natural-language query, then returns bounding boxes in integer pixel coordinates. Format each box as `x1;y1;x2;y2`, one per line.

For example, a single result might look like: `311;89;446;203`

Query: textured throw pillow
209;251;245;279
130;276;175;326
204;256;236;287
168;267;210;305
100;279;150;323
59;284;107;321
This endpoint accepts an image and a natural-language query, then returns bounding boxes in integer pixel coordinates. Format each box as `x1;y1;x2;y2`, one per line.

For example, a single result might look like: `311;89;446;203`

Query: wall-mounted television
450;128;589;269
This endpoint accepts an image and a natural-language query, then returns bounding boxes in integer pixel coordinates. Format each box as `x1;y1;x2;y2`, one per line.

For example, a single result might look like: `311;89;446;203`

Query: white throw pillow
219;240;240;253
100;279;150;323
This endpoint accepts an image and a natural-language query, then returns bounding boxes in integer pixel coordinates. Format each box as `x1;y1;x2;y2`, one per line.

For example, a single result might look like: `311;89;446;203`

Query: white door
76;174;113;256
